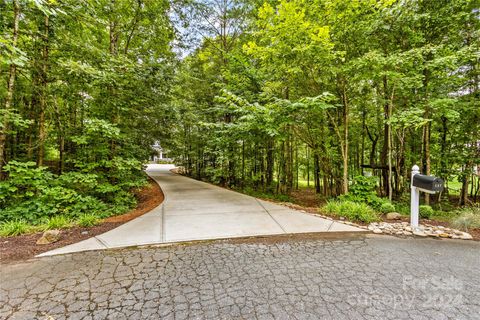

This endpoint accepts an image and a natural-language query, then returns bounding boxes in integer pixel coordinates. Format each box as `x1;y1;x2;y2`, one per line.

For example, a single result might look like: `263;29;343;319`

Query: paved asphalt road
1;235;479;319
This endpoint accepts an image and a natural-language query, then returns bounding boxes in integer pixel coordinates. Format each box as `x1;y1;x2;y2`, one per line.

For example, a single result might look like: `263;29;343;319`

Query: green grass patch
451;207;480;231
42;215;71;230
0;220;31;237
76;214;100;227
323;200;379;223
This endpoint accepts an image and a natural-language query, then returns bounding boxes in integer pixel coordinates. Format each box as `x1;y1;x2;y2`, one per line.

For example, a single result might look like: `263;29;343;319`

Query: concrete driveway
39;164;364;256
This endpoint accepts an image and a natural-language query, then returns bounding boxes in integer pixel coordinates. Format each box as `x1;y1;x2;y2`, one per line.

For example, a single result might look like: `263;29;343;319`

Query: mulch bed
0;177;164;264
289;188;325;208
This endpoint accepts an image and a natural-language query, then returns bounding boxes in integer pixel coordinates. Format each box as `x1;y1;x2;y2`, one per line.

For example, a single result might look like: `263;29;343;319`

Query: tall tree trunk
0;0;20;176
387;86;395;201
38;14;49;167
314;151;321;194
241;140;245;187
422;56;432;205
340;81;349;194
440;116;448;193
423;122;431;204
109;0;118;55
295;142;298;190
306;146;310;187
53;100;65;174
381;75;390;198
286;126;293;193
459;160;473;206
361;108;366;175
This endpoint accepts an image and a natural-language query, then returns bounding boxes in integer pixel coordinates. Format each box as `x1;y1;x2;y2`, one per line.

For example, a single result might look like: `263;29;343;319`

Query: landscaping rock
413;230;428;237
365;221;473;240
460;233;473;240
36;230;61;245
386;212;402;220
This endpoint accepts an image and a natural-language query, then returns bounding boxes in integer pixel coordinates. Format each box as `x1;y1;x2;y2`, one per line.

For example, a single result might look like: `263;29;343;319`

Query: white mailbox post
410;165;444;230
410;165;420;229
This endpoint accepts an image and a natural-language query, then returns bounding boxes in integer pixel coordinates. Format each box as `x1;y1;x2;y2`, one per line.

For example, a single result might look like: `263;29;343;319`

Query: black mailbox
412;174;444;192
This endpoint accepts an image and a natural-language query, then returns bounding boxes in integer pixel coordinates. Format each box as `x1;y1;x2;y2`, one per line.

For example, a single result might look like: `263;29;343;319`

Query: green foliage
0;220;30;237
419;205;434;219
0;161;52;206
172;0;479;210
0;161;143;225
451;207;480;231
349;176;377;196
42;216;71;230
394;203;411;216
339;176;387;210
324;200;379;223
2;0;479;231
0;0;172;227
380;203;396;214
76;214;100;228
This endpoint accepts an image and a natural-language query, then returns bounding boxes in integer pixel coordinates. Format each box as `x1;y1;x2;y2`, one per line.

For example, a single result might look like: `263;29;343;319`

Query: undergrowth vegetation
452;207;480;231
77;214;100;228
419;205;434;219
338;176;389;210
379;203;396;214
324;201;379;223
322;176;384;223
0;220;31;237
0;161;147;236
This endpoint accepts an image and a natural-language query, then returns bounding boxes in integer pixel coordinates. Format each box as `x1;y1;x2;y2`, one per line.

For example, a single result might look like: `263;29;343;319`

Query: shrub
419;205;434;219
43;216;71;230
67;195;109;219
0;220;30;237
452;207;480;231
339;175;387;210
0;161;52;207
0;159;146;226
76;214;100;227
380;202;396;214
349;175;377;196
324;200;379;223
394;202;410;216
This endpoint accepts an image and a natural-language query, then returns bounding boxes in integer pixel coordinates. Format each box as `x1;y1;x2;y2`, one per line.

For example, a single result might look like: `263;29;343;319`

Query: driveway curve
39;164;364;256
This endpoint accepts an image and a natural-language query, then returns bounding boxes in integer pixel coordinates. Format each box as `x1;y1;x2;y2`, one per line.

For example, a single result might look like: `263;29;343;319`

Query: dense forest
0;0;479;234
0;0;176;229
172;0;479;206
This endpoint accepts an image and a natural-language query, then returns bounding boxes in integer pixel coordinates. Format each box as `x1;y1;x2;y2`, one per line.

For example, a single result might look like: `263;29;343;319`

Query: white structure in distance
151;141;171;162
